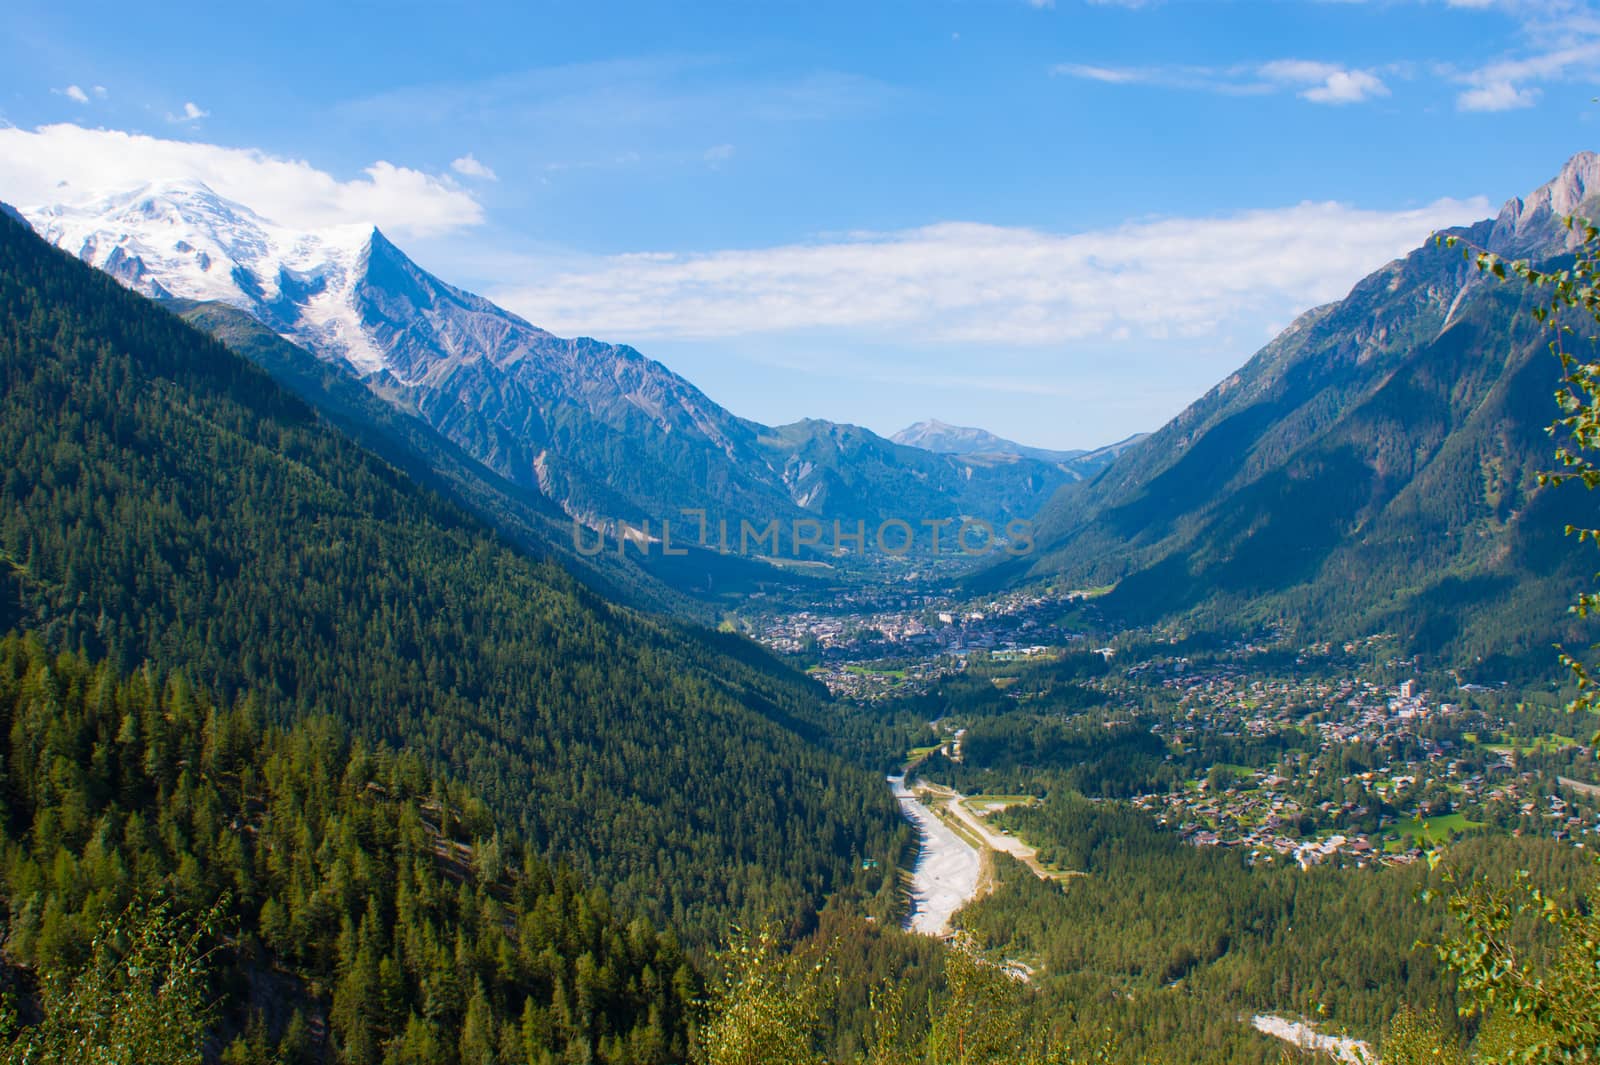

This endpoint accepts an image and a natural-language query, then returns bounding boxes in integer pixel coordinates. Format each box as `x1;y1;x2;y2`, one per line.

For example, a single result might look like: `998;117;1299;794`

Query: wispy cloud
1058;0;1600;113
166;101;209;124
1457;79;1540;111
0;123;483;238
450;153;498;181
1053;64;1145;84
491;197;1489;348
703;143;735;166
1452;39;1600;110
1441;0;1600;110
1052;58;1390;104
53;85;90;104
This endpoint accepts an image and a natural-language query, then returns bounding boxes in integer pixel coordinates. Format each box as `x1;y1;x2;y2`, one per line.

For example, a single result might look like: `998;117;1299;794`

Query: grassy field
1467;731;1582;755
961;795;1039;815
1211;762;1260;777
846;663;908;679
1385;812;1486;848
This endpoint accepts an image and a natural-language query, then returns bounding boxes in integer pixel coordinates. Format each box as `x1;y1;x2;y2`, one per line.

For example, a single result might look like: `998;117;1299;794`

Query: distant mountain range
893;418;1147;476
989;150;1600;676
892;419;1085;461
22;184;1071;581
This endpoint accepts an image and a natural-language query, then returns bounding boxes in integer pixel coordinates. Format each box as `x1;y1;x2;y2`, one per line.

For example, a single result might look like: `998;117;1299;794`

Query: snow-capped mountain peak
22;179;757;464
21;180;1070;532
24;181;387;373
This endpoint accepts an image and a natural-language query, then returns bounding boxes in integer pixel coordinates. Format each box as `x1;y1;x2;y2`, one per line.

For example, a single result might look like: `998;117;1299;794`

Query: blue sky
3;0;1599;448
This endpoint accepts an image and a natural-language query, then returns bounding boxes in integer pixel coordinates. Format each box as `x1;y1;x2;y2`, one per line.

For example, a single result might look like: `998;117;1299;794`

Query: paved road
889;775;982;936
1559;775;1600;798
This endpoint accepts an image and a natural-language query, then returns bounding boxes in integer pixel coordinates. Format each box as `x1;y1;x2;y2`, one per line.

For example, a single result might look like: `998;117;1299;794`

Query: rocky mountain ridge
997;150;1600;674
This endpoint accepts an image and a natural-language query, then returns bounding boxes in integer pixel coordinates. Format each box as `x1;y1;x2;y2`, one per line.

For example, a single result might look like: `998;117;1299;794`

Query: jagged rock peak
1489;150;1600;258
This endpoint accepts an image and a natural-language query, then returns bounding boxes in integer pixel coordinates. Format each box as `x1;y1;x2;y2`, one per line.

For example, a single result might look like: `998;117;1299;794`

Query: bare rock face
1488;150;1600;259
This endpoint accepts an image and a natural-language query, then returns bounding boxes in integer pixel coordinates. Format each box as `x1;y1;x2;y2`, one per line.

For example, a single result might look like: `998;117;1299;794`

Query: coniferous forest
0;633;695;1064
0;209;908;956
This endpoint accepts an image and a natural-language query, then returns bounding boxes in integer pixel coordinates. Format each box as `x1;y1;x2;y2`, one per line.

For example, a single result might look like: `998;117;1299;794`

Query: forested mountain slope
174;299;816;621
0;208;907;945
1001;151;1600;674
0;634;695;1064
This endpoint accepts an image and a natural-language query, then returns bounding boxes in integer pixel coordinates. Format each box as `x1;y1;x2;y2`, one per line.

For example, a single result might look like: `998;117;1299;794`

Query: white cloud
1434;0;1600;111
1457;80;1540;110
1452;37;1600;111
166;101;210;123
1057;3;1600;115
703;143;735;164
1261;60;1391;103
92;85;108;99
55;85;90;104
491;197;1489;348
450;153;498;180
0;123;483;238
1304;70;1389;103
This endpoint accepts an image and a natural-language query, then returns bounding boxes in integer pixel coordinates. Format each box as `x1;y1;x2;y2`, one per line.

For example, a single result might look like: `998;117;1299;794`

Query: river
1251;1014;1370;1063
888;775;983;935
890;779;1379;1059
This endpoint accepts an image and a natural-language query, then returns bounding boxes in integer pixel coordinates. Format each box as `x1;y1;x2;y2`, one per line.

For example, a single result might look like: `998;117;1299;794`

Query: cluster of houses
1134;660;1600;863
750;592;1600;857
748;587;1073;666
